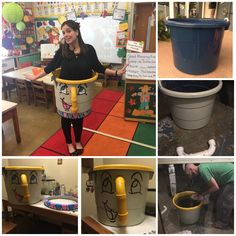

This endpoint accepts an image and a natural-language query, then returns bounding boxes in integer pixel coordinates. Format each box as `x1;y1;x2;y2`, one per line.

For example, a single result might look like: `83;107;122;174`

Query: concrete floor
158;165;234;234
158;92;234;156
2;83;123;156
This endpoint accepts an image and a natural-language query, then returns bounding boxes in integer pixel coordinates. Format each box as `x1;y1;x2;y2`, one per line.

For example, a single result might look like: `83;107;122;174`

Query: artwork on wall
35;20;61;44
125;79;156;123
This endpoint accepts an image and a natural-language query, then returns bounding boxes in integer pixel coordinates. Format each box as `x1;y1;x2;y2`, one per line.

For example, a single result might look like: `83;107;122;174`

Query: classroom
2;2;156;156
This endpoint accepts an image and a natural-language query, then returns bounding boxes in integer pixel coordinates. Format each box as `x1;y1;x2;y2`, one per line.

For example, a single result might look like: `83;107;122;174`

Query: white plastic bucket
3;166;44;205
52;69;98;119
172;191;203;225
159;80;222;129
92;164;154;226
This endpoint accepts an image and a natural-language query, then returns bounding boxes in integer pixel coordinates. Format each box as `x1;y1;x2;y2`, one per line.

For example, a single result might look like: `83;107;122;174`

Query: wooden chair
3;68;16;100
15;80;32;105
31;80;49;108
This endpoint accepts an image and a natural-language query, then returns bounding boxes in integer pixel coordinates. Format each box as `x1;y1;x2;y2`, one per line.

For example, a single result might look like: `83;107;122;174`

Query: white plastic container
52;68;98;119
159;80;222;129
3;166;44;205
92;164;154;226
172;191;203;225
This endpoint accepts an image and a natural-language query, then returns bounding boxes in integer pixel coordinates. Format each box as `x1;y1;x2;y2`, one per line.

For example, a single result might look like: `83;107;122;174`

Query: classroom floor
3;84;156;156
2;85;119;156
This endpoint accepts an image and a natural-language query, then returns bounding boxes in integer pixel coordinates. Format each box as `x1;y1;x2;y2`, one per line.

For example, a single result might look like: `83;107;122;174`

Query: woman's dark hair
60;20;88;58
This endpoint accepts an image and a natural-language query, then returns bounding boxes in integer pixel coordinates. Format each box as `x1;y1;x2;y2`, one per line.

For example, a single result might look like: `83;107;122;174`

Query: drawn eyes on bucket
129;172;143;195
101;172;114;194
29;171;38;184
10;171;38;185
11;172;20;185
59;84;87;96
59;84;69;95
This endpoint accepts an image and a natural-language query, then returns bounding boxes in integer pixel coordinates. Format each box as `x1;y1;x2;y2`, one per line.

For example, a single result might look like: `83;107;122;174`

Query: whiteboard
125;53;156;80
77;16;122;64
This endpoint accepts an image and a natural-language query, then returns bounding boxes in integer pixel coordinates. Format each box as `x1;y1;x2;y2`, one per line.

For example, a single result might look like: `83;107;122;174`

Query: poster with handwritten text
126;53;156;80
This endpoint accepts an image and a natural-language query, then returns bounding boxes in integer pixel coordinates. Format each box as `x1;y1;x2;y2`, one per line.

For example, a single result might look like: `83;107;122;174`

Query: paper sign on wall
126;40;144;53
125;53;156;80
119;22;128;31
116;31;129;48
41;44;59;59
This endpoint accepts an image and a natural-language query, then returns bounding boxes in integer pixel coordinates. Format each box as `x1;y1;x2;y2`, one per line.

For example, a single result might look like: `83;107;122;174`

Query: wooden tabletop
2;66;54;86
2;100;18;113
158;30;232;78
3;199;78;226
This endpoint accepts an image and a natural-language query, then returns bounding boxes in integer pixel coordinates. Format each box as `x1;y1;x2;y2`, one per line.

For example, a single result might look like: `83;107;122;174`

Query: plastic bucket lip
159;80;222;99
173;191;203;211
165;18;230;29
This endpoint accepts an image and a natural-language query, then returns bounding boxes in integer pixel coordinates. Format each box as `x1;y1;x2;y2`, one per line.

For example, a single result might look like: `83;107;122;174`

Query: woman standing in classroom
25;20;127;155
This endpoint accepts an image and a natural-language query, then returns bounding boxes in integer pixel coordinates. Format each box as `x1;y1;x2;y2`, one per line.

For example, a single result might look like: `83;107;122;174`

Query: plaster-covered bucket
173;191;203;225
92;164;154;226
159;80;222;129
3;166;45;205
52;68;98;119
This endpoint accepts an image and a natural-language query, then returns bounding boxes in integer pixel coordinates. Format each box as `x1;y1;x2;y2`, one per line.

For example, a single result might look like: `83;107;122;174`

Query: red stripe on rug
31;147;63;156
92;98;117;115
94;89;123;102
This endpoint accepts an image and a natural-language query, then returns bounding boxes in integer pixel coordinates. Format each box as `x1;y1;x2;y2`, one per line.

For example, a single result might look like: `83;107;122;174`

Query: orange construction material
32;67;44;76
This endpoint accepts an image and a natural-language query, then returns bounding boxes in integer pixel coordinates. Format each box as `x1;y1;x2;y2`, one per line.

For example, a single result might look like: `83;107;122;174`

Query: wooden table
158;30;232;78
2;66;56;111
82;215;156;234
82;216;113;234
2;100;21;143
3;199;78;231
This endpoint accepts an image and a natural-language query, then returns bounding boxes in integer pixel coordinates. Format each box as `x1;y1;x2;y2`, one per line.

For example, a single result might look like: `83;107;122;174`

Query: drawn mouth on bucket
103;200;118;223
13;188;24;202
60;97;72;111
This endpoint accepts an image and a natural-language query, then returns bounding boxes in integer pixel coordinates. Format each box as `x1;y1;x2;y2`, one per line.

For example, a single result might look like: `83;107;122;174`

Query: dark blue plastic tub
165;18;230;75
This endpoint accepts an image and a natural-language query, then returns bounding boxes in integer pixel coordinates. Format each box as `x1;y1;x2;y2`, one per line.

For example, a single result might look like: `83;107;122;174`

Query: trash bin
165;18;230;75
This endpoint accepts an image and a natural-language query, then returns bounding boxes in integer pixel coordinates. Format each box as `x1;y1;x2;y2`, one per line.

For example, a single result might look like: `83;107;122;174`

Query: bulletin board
35;19;62;44
124;79;156;123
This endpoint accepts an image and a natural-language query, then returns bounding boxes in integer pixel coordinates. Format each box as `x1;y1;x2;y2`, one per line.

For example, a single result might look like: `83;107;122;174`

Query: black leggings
61;117;83;144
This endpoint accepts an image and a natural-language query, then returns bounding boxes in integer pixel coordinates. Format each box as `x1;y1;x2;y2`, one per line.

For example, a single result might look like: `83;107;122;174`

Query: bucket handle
224;17;230;30
70;86;78;113
115;176;128;226
21;174;30;203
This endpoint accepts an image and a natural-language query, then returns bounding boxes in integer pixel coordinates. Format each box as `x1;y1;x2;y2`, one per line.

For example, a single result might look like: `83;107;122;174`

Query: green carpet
127;123;156;156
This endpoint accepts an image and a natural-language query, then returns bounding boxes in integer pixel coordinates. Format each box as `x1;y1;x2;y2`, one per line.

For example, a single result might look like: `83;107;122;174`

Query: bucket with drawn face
52;68;98;119
92;164;154;226
3;166;45;205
